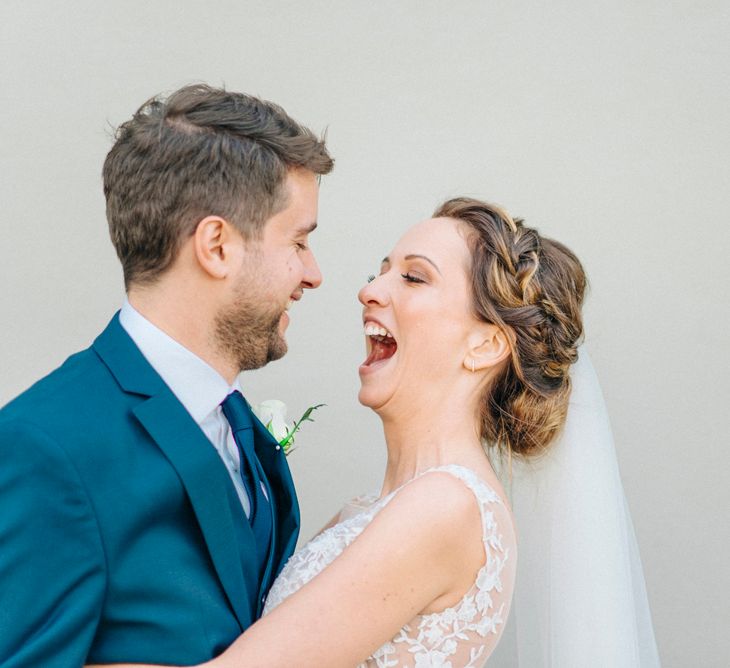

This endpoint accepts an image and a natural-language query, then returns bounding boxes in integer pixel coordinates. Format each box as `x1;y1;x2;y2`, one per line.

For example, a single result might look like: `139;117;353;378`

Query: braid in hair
433;197;587;457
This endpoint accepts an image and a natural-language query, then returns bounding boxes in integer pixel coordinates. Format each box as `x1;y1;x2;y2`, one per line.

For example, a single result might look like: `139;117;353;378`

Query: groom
0;84;333;666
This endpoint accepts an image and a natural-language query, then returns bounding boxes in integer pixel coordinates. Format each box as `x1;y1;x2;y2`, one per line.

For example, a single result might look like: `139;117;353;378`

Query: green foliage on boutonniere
252;400;325;456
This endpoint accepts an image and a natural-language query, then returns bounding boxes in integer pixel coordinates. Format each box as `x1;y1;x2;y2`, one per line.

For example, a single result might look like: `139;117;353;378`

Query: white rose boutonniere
252;400;324;456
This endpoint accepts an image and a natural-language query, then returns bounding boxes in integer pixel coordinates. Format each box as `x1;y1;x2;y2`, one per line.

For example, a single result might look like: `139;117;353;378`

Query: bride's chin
357;384;390;411
357;387;377;409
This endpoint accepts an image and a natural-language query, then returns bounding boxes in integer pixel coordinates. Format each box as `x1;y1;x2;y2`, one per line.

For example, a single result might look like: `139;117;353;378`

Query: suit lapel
133;395;255;628
93;314;256;629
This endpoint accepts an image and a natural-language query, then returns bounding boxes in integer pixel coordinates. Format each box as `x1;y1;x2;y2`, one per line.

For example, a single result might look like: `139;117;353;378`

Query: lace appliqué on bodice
263;465;515;667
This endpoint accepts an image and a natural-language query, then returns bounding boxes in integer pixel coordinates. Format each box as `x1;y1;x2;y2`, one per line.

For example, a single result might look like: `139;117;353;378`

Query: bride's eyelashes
366;271;426;284
401;272;426;284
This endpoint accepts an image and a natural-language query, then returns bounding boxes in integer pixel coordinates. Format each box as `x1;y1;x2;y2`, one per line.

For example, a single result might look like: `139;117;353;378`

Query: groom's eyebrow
295;221;318;235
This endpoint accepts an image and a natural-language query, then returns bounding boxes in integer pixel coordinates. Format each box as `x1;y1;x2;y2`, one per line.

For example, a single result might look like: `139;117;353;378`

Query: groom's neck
127;284;239;385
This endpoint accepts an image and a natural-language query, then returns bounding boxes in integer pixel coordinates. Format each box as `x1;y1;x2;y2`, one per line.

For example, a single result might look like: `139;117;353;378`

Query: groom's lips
285;290;303;311
281;291;303;328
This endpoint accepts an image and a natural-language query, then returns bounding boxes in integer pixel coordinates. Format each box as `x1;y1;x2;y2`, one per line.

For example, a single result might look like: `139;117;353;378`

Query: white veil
492;349;661;667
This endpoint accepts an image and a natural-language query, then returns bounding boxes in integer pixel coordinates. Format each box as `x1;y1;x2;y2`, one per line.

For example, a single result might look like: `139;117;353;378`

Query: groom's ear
192;216;241;279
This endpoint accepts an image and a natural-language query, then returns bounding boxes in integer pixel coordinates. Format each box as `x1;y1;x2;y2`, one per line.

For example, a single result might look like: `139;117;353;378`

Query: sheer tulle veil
491;349;661;667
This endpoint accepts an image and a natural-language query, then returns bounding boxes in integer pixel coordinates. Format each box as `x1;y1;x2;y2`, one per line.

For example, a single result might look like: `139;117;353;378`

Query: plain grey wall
1;2;728;666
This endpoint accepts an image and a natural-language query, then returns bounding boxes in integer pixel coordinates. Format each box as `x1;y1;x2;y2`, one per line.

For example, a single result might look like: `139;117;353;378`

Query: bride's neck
378;402;485;496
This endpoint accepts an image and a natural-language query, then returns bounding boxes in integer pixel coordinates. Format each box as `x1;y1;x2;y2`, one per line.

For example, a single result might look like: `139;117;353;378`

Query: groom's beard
214;285;288;372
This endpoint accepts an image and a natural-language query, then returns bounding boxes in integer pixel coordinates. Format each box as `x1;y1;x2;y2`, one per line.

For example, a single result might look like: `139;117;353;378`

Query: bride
93;197;659;667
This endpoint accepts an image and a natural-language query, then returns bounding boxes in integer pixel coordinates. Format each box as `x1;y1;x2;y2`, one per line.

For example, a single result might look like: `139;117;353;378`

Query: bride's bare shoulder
371;470;484;545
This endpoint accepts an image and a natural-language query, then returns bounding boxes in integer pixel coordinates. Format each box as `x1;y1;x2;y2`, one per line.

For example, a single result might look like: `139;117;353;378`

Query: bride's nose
358;274;389;307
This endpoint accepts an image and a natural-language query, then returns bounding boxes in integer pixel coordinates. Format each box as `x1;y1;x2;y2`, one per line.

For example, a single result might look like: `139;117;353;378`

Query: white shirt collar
119;299;241;424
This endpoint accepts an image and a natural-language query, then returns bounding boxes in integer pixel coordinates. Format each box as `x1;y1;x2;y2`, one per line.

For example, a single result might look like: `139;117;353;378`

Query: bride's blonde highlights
434;198;587;458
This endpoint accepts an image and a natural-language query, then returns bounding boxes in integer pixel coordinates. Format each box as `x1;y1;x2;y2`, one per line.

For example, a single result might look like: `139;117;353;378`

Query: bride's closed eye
401;272;426;284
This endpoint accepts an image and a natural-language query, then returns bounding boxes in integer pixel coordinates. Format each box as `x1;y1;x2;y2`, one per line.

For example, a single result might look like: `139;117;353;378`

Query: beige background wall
1;2;728;665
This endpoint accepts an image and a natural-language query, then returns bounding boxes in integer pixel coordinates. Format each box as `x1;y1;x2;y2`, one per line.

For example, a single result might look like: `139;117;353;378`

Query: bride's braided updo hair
434;197;587;457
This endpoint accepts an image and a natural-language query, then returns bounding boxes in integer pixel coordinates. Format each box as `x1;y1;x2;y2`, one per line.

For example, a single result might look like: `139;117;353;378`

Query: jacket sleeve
0;419;106;668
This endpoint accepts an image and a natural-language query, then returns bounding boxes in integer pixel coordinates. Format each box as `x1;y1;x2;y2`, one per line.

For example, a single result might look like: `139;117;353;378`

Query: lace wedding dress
263;465;517;667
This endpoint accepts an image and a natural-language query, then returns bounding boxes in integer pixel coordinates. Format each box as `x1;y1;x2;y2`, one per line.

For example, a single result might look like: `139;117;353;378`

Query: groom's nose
301;250;323;289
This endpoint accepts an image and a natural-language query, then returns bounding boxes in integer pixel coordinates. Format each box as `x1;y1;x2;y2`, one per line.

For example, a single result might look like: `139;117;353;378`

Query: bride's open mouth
361;321;397;371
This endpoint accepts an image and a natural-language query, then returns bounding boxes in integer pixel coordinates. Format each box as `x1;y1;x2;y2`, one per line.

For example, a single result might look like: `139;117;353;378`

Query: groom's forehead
264;215;318;240
263;170;320;232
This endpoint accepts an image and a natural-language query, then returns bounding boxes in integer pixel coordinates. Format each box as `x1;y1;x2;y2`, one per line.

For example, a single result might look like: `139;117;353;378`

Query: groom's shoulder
0;342;124;441
3;345;107;407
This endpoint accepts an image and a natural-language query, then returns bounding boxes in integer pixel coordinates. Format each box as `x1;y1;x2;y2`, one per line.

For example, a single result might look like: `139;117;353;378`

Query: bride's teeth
363;322;394;339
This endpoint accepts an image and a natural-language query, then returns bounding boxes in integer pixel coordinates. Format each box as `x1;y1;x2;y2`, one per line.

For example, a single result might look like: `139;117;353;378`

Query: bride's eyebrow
380;255;442;275
404;254;442;275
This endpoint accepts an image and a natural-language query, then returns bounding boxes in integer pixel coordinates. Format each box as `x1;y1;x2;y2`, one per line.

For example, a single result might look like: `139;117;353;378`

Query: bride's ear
463;324;511;373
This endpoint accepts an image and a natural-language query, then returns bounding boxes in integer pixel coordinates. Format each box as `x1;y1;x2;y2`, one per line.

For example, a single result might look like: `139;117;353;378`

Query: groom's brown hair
103;84;333;288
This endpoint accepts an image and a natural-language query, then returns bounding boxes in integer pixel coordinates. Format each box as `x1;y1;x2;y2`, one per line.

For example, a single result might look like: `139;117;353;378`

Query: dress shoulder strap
425;464;505;507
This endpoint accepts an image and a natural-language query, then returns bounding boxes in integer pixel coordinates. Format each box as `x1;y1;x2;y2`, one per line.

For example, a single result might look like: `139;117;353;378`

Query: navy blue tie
221;391;273;578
